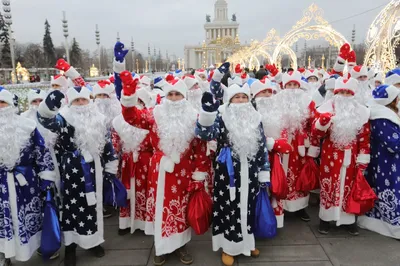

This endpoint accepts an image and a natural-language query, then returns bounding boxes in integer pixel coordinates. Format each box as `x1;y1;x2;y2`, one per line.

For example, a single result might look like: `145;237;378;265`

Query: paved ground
12;206;400;266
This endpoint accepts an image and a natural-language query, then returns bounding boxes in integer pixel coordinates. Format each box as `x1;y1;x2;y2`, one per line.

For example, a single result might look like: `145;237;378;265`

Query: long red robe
122;104;209;256
311;99;371;225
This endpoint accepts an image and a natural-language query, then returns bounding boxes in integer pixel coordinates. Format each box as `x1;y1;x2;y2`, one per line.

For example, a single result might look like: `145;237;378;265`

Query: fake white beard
255;97;283;139
276;89;310;136
69;103;107;157
355;80;372;105
25;105;58;148
113;114;148;154
0;106;31;169
153;99;197;158
223;102;262;159
330;95;363;149
325;90;334;102
308;82;320;92
187;88;203;113
95;98;122;128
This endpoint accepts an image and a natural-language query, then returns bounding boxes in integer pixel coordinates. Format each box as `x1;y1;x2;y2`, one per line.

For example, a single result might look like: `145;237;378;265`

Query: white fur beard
355;81;372;105
325;90;334;102
70;104;107;157
114;115;148;154
95;98;122;128
199;81;210;93
223;102;262;159
276;89;310;136
187;89;203;113
256;97;283;139
153;99;197;158
0;107;30;169
330;95;363;149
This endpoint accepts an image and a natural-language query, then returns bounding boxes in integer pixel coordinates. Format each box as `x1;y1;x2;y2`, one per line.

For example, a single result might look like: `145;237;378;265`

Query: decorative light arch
272;3;349;69
364;0;400;73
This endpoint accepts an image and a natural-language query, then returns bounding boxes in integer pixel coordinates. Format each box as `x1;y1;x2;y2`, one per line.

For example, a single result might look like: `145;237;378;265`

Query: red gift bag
346;168;377;215
296;157;320;192
187;181;213;235
270;153;289;199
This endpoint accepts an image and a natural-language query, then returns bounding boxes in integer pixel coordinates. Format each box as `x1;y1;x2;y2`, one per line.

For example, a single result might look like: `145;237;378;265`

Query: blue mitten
201;92;220;112
45;90;65;111
218;62;230;74
114;42;129;63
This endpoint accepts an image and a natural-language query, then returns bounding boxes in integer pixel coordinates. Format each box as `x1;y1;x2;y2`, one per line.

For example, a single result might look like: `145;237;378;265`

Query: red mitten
241;72;247;79
319;113;332;127
165;74;175;83
123;79;138;96
273;139;293;154
120;70;133;84
266;64;279;77
347;51;356;66
55;59;71;71
235;64;242;74
338;43;351;61
109;76;115;84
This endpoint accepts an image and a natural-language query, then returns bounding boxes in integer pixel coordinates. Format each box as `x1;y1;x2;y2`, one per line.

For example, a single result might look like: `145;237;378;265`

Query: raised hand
266;64;279;76
55;59;71;72
347;51;356;66
201;92;220;112
120;71;138;96
218;62;230;74
338;43;351;61
45;90;65;111
114;41;129;63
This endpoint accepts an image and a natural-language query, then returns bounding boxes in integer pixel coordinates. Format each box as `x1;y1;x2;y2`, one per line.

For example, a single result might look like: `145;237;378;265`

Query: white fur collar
317;98;370;125
112;114;149;152
369;103;400;126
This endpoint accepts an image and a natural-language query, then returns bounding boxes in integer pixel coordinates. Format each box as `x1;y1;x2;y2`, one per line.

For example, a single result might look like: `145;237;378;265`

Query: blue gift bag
103;174;128;207
40;190;61;259
254;184;277;239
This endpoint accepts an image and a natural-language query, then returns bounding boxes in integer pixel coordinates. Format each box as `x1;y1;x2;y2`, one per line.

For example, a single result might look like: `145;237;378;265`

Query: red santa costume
251;78;291;228
309;77;370;231
112;88;153;234
119;73;209;258
273;70;317;219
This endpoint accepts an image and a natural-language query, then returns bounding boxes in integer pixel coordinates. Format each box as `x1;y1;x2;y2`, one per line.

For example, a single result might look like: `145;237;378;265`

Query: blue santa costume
37;86;118;263
0;88;56;263
358;85;400;239
195;67;271;265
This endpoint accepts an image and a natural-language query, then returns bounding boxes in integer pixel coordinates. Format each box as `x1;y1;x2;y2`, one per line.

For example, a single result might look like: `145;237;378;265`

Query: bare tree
23;43;44;68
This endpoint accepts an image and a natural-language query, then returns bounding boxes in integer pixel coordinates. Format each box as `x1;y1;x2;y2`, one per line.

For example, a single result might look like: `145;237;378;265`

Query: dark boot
64;244;77;266
175;245;193;265
118;228;131;236
89;245;105;258
318;220;330;235
347;223;359;236
295;208;311;222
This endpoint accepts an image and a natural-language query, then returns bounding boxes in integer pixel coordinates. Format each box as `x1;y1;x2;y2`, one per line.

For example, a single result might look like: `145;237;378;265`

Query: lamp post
136;59;139;74
117;32;120;42
62;11;70;63
131;37;135;72
95;24;101;75
2;0;16;83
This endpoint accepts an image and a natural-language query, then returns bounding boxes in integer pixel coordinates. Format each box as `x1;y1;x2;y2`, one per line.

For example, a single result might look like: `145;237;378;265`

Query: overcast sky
10;0;391;57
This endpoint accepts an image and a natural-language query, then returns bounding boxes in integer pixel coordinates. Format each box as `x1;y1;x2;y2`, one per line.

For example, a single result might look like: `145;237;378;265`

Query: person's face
285;81;300;89
318;73;323;79
375;81;382;87
308;76;318;83
31;98;43;106
71;98;89;106
199;74;207;81
191;84;200;90
95;93;110;99
167;91;184;101
337;90;353;97
256;89;273;98
0;101;9;108
230;93;249;103
51;84;62;89
394;83;400;89
357;75;368;82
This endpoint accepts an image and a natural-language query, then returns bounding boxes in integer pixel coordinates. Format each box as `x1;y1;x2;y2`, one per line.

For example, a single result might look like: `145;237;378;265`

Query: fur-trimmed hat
282;71;302;88
136;87;153;107
51;74;68;89
385;68;400;86
305;69;319;81
93;80;115;97
226;83;251;103
250;79;277;97
228;76;242;87
334;77;358;95
154;76;166;88
0;87;14;106
163;79;188;98
372;84;400;106
27;89;47;104
139;75;151;87
182;75;198;90
66;86;92;106
350;65;368;79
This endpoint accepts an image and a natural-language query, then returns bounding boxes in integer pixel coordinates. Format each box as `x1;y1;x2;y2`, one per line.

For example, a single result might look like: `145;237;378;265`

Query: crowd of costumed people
0;41;400;266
